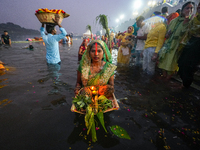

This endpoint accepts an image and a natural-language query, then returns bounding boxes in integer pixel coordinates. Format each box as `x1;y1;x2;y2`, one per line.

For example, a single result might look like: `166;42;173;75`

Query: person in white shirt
134;16;149;66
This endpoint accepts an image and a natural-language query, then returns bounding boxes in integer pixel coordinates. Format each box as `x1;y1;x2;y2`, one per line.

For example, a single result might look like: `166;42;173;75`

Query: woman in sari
115;26;134;64
75;40;117;97
158;1;195;79
178;2;200;87
78;39;87;61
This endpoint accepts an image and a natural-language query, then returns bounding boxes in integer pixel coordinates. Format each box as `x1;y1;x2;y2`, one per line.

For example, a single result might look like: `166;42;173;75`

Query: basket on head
35;8;70;24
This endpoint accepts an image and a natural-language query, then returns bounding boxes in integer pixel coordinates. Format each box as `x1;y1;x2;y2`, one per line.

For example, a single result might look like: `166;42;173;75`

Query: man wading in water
40;17;67;65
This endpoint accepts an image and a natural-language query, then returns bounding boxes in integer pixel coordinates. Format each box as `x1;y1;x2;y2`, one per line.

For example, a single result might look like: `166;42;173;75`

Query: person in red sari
78;39;88;61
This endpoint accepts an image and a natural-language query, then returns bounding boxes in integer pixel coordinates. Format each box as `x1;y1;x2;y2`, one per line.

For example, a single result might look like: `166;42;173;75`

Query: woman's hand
52;15;62;27
74;88;80;96
151;53;158;62
98;85;114;97
183;14;194;24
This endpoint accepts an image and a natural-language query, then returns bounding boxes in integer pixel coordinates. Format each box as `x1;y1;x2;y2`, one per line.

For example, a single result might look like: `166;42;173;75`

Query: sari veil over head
79;40;116;87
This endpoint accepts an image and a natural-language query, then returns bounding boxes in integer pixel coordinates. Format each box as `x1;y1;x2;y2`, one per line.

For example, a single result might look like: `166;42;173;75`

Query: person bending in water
40;17;67;65
1;30;11;46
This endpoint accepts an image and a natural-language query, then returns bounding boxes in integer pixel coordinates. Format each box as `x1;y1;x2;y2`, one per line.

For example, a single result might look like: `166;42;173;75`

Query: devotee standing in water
40;17;67;64
75;40;116;97
78;39;87;61
116;26;134;64
131;17;140;59
1;30;11;46
178;2;200;87
134;16;149;66
142;14;167;75
158;1;195;79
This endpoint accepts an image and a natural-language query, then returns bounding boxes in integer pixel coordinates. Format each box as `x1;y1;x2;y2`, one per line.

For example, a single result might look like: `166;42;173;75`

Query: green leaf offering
110;125;131;140
97;112;107;133
72;94;92;110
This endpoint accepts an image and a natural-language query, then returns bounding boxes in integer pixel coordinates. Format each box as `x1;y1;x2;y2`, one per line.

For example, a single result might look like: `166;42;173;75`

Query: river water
0;38;200;150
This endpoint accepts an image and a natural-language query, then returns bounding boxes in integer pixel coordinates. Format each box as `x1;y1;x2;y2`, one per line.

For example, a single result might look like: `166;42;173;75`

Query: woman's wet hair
46;24;55;33
181;1;195;12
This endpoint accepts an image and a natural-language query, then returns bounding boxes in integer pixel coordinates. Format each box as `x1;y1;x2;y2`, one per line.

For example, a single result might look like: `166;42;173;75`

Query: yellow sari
116;31;134;64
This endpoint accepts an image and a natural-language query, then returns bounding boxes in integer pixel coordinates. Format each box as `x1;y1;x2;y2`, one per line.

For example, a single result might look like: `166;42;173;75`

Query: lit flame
90;86;95;91
92;91;97;95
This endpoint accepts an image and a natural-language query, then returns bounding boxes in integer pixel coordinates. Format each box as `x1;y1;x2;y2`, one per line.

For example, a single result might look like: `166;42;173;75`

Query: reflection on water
38;63;62;95
0;99;13;108
68;113;120;148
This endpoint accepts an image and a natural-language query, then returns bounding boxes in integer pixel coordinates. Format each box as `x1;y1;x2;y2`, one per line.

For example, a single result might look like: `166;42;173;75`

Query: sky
0;0;149;34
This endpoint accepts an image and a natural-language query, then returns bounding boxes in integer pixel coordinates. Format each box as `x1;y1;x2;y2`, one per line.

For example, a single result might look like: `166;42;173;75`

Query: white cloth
143;47;156;75
68;37;71;44
121;47;129;55
135;24;149;51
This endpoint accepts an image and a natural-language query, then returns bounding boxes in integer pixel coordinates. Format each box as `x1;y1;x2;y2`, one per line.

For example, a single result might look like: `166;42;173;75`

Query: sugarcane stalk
95;14;112;52
94;95;98;114
86;25;92;39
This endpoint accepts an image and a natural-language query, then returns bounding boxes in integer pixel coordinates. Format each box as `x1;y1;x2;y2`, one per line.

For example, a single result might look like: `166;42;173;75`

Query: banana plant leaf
96;112;107;133
91;120;97;142
110;125;131;140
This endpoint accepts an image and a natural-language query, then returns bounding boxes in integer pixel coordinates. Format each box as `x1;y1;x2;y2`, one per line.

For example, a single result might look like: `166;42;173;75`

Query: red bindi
95;43;97;55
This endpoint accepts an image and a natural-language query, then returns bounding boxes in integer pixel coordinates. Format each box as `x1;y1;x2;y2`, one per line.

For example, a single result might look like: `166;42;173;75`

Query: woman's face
127;26;133;33
83;40;87;45
90;44;104;62
182;3;194;17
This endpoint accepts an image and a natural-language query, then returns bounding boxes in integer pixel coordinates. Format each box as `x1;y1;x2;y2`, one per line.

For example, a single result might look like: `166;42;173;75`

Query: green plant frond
86;25;92;34
96;14;112;51
95;14;108;30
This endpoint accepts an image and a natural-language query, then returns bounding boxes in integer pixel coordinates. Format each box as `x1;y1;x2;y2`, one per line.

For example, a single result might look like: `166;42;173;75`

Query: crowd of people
1;1;199;92
78;1;200;89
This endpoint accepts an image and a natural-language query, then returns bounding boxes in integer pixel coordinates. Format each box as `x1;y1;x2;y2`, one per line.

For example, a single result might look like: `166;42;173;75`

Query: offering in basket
35;8;70;24
71;86;119;115
71;86;120;142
